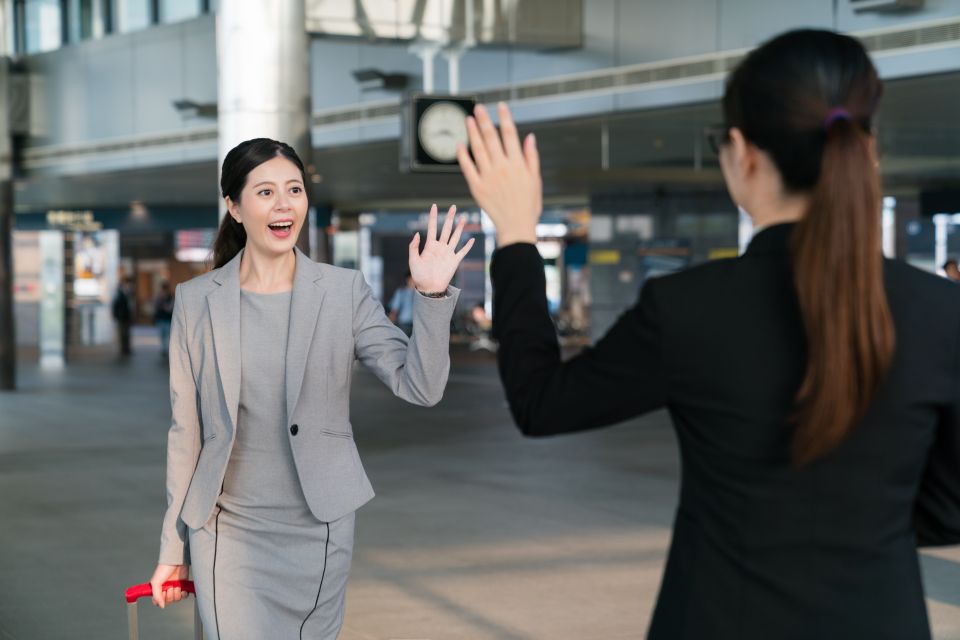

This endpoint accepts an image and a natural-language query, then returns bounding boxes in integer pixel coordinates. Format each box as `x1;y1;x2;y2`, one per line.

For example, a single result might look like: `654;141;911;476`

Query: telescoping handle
125;581;202;640
125;580;196;603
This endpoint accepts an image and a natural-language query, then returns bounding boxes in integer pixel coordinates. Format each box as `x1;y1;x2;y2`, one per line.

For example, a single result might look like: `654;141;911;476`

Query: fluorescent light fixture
536;223;568;238
176;248;212;263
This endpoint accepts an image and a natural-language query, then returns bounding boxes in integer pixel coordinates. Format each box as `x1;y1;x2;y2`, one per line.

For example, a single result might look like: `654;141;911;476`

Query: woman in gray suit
147;138;473;639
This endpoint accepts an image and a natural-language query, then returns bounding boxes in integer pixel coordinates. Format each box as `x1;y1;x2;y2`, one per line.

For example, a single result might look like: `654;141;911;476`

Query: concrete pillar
0;56;15;390
216;0;313;254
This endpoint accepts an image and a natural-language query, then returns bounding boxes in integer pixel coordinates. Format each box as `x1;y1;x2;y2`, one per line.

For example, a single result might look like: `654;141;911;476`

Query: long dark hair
723;30;895;466
213;138;307;269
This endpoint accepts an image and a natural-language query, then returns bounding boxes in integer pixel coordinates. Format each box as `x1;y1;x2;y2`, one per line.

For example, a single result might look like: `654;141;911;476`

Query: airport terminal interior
2;0;960;638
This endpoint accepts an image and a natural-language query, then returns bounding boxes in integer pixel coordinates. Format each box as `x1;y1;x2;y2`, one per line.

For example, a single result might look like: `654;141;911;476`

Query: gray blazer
159;248;460;565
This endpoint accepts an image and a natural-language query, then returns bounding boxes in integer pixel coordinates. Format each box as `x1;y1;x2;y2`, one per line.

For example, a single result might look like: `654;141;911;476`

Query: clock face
418;101;469;163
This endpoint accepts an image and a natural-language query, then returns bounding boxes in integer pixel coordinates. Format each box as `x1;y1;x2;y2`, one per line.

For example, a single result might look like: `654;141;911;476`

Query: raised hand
456;102;543;247
409;204;475;294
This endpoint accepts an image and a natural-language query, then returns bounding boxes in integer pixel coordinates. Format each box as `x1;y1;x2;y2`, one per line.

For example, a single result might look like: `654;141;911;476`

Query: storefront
13;206;218;356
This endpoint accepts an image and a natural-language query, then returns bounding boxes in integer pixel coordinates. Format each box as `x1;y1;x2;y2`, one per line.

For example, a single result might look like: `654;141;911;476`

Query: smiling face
225;155;307;259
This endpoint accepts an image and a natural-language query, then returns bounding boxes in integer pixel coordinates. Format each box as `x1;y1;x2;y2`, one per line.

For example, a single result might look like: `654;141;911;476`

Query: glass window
68;0;95;43
24;0;63;54
160;0;199;23
112;0;150;33
4;0;15;56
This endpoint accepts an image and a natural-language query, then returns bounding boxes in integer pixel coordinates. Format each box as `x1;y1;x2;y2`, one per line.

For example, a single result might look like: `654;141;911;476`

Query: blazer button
290;424;299;436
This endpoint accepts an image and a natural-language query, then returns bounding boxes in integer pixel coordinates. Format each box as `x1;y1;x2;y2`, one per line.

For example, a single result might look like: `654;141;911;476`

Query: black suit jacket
491;223;960;640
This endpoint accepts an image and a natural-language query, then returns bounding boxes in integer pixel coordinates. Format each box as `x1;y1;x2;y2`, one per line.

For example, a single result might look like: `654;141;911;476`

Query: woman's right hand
150;563;190;608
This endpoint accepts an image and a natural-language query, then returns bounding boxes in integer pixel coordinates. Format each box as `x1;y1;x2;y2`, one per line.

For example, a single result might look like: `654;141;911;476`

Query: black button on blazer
491;223;960;640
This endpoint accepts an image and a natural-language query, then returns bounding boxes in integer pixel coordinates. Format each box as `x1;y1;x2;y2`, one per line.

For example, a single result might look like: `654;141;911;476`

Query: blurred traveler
458;30;960;640
467;303;495;352
149;138;471;639
387;271;416;335
111;276;134;356
944;259;960;281
153;281;175;358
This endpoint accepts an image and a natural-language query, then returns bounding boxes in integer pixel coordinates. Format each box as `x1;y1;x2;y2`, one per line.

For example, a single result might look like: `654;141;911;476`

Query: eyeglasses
704;124;731;156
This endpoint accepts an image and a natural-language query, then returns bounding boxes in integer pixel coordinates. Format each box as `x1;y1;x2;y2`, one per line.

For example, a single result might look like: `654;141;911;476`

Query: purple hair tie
823;107;851;130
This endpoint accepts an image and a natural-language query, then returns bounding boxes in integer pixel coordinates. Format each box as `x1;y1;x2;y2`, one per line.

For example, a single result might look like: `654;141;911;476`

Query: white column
444;49;461;94
737;207;753;255
39;231;65;370
481;210;496;317
933;213;949;276
411;42;441;93
881;197;896;259
217;0;312;221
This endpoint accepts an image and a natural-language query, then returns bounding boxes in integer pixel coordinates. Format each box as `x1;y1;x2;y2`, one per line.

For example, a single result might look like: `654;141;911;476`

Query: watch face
417;101;469;163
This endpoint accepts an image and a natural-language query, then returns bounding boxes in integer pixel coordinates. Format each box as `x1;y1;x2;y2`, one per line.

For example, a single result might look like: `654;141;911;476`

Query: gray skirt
188;506;355;640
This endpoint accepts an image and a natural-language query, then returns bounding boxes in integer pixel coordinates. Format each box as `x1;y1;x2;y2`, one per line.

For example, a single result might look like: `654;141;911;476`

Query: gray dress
189;290;354;640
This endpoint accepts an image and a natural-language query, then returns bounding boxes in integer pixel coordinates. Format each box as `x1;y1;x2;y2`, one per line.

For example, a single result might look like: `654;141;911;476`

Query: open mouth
268;220;294;238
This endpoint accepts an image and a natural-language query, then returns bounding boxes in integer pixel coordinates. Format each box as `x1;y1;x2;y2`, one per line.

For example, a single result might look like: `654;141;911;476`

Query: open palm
456;102;542;247
409;204;475;293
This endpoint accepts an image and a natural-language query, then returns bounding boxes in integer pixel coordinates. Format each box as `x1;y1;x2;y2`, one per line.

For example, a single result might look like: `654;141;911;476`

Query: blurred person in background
149;138;472;639
466;303;496;352
153;281;175;358
387;271;416;335
943;259;960;282
111;276;135;356
459;30;960;640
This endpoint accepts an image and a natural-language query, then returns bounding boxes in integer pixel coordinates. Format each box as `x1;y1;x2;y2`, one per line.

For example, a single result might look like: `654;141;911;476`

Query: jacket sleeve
352;271;460;407
914;328;960;547
491;243;668;437
158;285;201;565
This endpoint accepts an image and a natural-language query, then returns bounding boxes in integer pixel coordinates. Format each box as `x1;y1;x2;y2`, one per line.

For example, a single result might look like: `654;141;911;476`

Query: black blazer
491;223;960;640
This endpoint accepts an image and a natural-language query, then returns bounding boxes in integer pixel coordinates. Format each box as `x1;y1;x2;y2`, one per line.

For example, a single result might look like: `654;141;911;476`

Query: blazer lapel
207;250;243;433
285;248;326;419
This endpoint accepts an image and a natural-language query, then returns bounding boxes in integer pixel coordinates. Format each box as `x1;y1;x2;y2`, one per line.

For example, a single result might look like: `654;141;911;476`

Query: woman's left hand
409;204;475;294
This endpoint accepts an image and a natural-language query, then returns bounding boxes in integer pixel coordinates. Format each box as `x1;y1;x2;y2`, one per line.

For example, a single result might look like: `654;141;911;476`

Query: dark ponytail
791;116;895;465
723;30;895;465
213;212;248;270
213;138;307;269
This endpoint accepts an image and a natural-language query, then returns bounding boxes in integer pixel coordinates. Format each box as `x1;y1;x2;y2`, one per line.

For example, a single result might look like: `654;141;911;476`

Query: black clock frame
401;93;477;173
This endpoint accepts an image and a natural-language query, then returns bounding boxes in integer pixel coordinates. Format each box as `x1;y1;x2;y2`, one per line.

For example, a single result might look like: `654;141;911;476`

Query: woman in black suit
456;29;960;640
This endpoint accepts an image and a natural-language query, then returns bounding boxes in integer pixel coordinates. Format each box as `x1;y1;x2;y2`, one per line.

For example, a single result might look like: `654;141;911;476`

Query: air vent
23;128;217;166
851;0;924;13
860;20;960;52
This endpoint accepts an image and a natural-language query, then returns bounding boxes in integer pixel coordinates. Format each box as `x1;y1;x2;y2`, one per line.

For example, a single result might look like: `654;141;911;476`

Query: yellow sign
46;210;102;230
588;249;621;265
708;248;739;260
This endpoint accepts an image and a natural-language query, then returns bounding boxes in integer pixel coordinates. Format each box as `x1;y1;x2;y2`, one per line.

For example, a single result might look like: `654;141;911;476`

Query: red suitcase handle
125;580;196;603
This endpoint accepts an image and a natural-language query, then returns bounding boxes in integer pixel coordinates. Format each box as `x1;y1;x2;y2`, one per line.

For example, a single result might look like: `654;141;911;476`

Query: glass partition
111;0;149;33
160;0;200;24
24;0;62;53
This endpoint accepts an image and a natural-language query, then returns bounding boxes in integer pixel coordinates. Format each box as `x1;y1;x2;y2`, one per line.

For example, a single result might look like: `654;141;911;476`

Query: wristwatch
417;288;447;299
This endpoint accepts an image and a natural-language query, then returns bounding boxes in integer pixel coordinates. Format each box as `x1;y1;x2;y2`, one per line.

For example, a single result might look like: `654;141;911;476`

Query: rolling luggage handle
125;580;202;640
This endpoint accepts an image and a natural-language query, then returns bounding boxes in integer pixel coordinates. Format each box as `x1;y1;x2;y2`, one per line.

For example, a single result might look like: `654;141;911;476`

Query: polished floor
0;334;958;639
